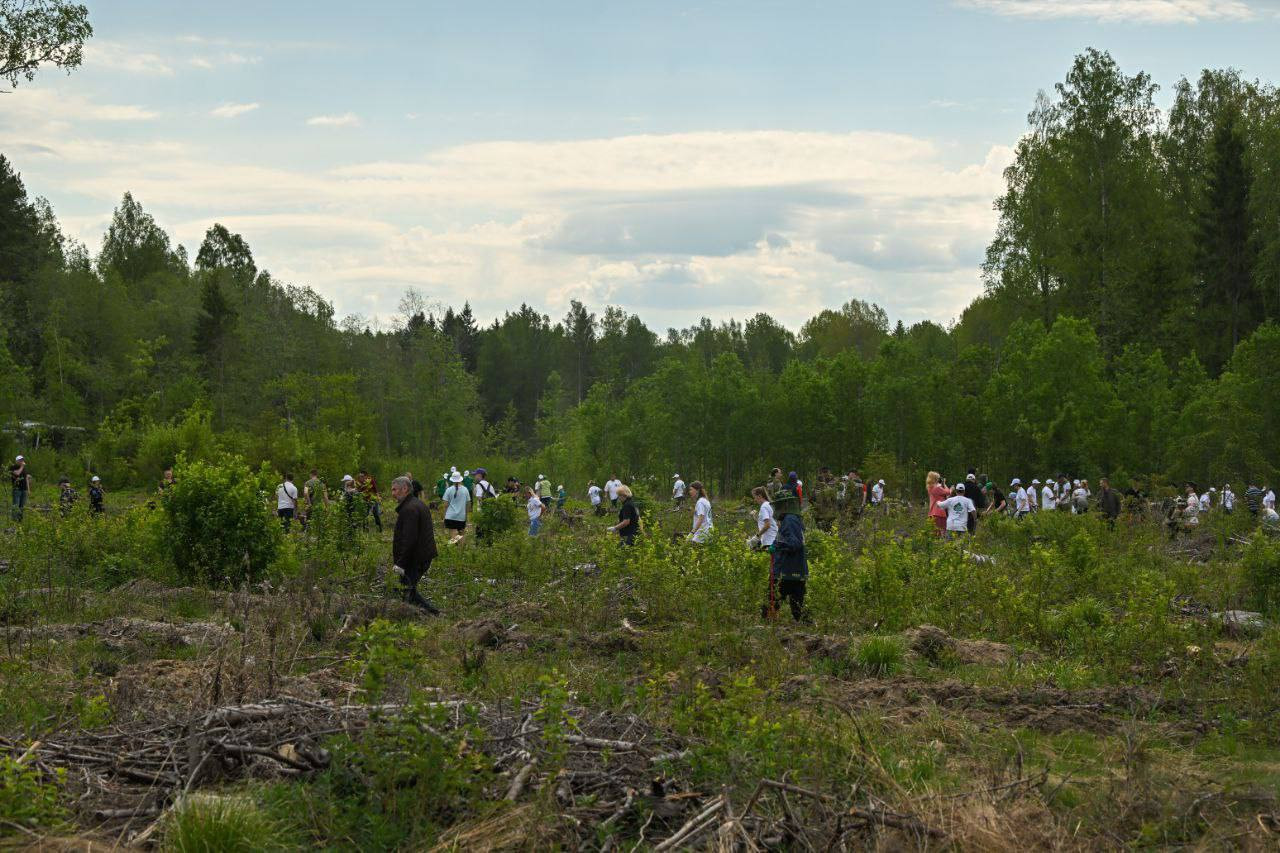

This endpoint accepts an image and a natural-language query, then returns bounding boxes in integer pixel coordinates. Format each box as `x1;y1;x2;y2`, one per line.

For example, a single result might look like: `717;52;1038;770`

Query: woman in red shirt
926;471;949;537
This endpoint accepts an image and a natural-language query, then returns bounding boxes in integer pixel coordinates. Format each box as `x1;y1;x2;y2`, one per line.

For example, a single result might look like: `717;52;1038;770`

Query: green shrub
163;794;286;852
854;635;905;677
475;496;519;543
0;754;65;837
1243;531;1280;615
162;455;281;586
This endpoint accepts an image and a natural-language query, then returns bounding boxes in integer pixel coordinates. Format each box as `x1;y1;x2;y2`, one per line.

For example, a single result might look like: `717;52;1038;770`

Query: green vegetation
1;484;1278;847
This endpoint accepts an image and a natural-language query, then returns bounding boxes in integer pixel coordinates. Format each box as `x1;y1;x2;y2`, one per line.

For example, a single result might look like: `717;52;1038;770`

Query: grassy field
1;486;1278;850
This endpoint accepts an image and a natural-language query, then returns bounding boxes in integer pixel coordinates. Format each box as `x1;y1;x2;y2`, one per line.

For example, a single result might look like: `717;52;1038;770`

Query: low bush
161;455;281;586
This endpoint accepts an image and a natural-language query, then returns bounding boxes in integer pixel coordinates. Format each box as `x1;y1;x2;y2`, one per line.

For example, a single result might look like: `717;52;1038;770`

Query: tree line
3;48;1280;495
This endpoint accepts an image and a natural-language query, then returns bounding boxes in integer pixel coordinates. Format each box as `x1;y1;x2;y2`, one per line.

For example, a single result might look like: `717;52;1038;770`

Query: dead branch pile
0;692;968;849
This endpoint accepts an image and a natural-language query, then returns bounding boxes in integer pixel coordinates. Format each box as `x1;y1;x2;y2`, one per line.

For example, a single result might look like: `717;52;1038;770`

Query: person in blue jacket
763;492;808;621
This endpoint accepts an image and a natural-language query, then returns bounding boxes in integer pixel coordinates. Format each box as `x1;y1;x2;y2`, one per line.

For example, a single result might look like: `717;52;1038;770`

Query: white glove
391;565;405;576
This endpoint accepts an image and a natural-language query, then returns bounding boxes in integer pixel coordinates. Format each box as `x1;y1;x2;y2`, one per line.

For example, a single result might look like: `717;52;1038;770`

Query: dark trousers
12;488;27;521
764;567;807;621
369;501;382;532
400;559;437;612
278;507;295;532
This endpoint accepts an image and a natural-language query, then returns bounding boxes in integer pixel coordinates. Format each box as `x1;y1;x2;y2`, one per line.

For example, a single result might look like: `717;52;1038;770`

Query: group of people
274;469;384;534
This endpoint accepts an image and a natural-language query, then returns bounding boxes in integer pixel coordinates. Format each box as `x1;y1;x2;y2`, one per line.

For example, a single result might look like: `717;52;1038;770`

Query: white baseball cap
1031;478;1041;485
956;483;966;493
91;475;100;482
342;474;354;482
15;455;24;462
878;479;885;485
966;473;976;481
1010;478;1021;486
673;473;680;478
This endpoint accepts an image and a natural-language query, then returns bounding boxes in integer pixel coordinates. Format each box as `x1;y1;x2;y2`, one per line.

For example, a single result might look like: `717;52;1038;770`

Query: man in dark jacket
1098;477;1121;528
391;476;440;614
763;494;808;621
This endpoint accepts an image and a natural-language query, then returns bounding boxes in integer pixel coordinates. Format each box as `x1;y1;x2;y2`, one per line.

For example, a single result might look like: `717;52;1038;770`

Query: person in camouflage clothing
812;468;840;532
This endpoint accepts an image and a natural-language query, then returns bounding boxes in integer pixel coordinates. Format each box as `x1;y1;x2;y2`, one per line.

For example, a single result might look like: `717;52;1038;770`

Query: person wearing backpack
473;468;497;503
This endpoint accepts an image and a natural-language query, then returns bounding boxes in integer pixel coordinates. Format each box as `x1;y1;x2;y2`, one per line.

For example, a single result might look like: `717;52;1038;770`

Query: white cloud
210;102;260;119
958;0;1255;23
84;41;174;75
307;113;361;128
11;125;1014;330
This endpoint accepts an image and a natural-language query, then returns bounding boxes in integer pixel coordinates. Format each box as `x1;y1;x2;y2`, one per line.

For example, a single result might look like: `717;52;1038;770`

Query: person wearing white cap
1028;479;1041;513
1223;484;1235;514
442;471;470;544
535;474;553;509
587;479;604;515
1011;479;1030;518
1198;489;1212;513
9;455;31;521
938;483;976;540
340;475;363;532
88;475;106;514
1041;477;1057;511
672;474;686;508
871;479;885;507
1264;486;1276;512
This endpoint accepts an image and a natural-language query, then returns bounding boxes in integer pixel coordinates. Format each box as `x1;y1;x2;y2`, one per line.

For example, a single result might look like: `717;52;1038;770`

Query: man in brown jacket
391;476;440;614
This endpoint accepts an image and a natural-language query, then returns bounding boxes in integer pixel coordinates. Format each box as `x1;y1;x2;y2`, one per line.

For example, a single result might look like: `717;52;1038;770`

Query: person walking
672;474;686;508
302;469;327;530
390;476;440;614
610;484;640;545
1027;478;1041;513
1010;478;1030;519
1041;477;1057;511
58;477;77;517
341;474;363;534
938;483;976;540
1265;486;1276;514
965;473;986;532
442;471;470;544
588;480;604;516
473;468;497;503
1223;484;1235;514
1245;482;1264;516
556;484;567;510
606;475;622;508
10;455;31;521
688;481;713;543
87;475;105;514
764;491;808;621
357;469;383;533
926;471;949;537
526;486;546;536
535;474;553;509
276;473;299;532
753;486;777;551
1098;477;1121;528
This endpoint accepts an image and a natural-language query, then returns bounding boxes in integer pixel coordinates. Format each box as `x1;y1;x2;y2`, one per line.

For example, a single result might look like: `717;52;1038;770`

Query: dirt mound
457;618;508;648
112;658;213;715
903;625;1024;666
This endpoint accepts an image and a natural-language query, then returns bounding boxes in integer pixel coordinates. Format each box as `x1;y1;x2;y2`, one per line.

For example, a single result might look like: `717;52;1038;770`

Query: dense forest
4;48;1280;495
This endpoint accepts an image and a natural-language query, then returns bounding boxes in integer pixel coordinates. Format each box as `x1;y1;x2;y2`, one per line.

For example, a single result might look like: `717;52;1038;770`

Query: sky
4;0;1280;333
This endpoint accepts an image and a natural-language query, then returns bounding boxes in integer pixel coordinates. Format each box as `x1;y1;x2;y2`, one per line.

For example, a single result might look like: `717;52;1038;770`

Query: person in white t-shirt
1011;479;1029;518
1223;485;1235;514
1182;485;1201;526
1264;488;1276;512
1199;490;1212;513
752;486;776;549
276;473;300;533
1041;478;1057;511
587;480;603;515
689;481;713;543
1071;481;1089;513
473;467;496;503
871;479;885;506
525;486;545;536
938;483;976;539
606;476;622;508
672;474;687;508
1027;479;1041;512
